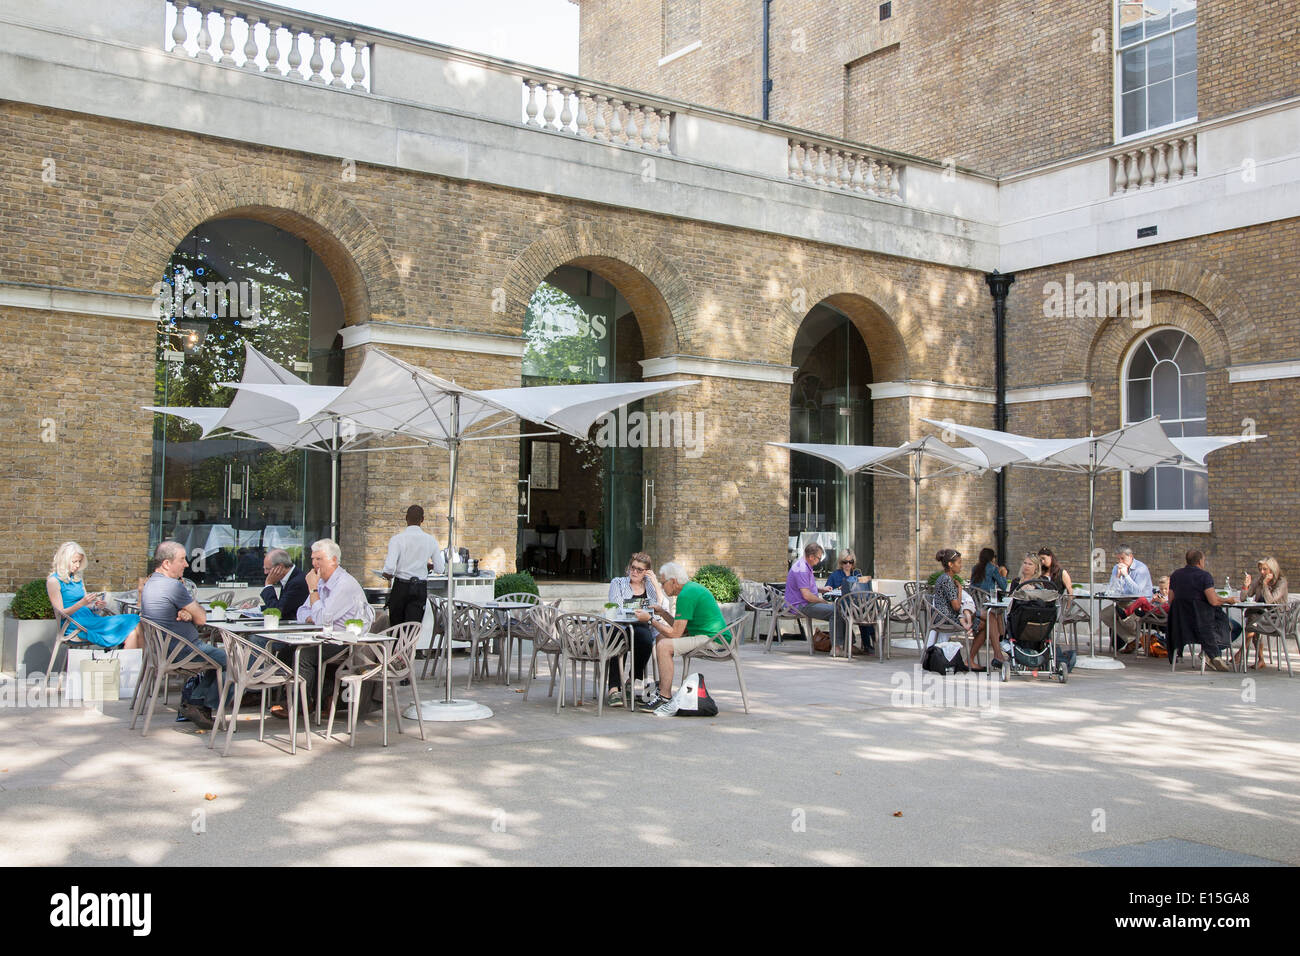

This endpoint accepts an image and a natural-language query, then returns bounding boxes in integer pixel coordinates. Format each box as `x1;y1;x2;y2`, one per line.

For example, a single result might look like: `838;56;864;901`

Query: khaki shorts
664;635;713;656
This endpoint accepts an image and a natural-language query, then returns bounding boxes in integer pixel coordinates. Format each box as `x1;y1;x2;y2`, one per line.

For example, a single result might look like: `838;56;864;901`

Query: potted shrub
209;599;229;621
603;601;618;620
494;571;540;599
261;607;281;629
345;618;366;636
692;565;747;640
3;580;57;676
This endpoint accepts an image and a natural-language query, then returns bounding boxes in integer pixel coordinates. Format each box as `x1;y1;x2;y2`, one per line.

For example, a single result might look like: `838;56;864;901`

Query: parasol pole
329;419;340;542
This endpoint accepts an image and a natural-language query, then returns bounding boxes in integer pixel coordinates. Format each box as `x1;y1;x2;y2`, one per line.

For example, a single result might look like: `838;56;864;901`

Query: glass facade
519;268;643;579
789;305;873;574
149;219;345;583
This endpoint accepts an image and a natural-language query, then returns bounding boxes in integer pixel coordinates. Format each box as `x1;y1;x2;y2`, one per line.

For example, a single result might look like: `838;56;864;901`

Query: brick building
0;0;1296;597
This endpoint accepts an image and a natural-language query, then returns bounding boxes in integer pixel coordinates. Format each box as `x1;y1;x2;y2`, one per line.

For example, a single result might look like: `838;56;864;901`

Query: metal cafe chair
739;580;773;645
835;591;890;662
554;613;627;716
681;620;751;714
45;608;94;684
325;622;427;747
130;620;225;736
210;628;313;756
521;603;564;702
762;584;813;654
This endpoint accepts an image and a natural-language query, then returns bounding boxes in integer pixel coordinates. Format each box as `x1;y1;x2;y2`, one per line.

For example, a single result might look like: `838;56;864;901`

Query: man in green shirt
635;560;728;715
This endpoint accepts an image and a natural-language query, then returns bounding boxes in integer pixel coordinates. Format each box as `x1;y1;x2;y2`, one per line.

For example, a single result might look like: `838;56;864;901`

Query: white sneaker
653;699;679;717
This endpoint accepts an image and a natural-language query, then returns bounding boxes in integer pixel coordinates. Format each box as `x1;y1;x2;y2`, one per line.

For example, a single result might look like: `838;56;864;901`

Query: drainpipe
762;0;773;119
985;270;1015;566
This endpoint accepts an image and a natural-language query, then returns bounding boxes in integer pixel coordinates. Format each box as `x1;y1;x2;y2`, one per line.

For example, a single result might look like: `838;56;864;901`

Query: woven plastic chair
739;580;772;644
129;620;225;736
922;584;975;663
884;590;926;659
325;622;426;747
681;620;751;714
762;584;812;653
460;601;500;690
44;607;94;683
1248;599;1296;675
522;603;563;702
209;628;313;756
555;613;627;715
209;590;235;607
420;595;447;680
495;592;542;680
835;591;890;661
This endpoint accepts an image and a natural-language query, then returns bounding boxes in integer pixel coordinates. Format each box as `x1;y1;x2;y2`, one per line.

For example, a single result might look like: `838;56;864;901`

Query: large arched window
1122;327;1208;517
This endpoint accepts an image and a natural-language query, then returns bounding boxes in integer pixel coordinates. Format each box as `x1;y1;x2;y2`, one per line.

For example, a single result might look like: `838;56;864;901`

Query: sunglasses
840;560;854;565
631;566;649;572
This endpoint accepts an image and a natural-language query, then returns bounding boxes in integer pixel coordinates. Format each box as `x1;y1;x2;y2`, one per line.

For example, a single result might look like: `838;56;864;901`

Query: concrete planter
2;616;56;676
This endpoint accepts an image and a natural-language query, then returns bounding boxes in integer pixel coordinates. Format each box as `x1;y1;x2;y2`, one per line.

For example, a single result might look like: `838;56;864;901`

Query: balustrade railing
164;2;370;91
522;78;673;153
1110;132;1198;194
787;140;903;200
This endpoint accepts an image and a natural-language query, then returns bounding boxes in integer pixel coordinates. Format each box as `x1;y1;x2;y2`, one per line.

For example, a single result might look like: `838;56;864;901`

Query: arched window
1122;327;1208;517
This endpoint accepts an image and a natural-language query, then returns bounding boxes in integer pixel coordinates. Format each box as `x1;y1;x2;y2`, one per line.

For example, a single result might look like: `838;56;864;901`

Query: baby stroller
1001;585;1069;683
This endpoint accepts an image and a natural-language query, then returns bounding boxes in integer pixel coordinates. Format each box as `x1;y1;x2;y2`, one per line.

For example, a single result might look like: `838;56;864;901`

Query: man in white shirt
382;505;445;625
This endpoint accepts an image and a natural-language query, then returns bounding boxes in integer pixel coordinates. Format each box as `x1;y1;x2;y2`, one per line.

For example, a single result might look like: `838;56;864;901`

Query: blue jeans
168;638;228;711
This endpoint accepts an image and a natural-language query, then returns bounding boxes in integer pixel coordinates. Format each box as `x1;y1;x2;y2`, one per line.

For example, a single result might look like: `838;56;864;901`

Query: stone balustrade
1110;132;1198;194
787;140;904;200
165;1;371;91
522;78;673;153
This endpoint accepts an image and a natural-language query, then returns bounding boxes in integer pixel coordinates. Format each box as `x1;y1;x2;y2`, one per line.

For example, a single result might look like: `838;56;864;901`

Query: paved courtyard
1;645;1296;866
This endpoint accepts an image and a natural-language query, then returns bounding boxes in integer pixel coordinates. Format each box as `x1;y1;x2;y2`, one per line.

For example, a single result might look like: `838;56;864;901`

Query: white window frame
1113;0;1199;144
1119;327;1209;523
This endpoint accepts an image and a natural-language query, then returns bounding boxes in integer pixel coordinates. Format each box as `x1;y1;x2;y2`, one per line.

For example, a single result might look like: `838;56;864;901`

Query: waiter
382;505;446;625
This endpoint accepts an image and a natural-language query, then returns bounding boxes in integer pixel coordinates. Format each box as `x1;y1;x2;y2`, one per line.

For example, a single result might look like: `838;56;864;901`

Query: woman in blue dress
45;541;141;649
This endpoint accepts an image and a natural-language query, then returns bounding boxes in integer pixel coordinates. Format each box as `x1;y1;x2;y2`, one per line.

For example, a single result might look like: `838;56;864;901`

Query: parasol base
404;699;494;722
1073;654;1125;671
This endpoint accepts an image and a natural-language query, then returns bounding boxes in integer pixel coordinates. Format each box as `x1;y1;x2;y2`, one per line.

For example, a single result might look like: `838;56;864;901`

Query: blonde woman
46;542;141;649
1240;557;1289;669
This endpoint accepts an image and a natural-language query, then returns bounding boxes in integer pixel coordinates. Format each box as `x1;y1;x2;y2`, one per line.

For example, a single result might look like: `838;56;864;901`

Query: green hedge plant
692;565;740;604
495;571;540;599
10;580;55;620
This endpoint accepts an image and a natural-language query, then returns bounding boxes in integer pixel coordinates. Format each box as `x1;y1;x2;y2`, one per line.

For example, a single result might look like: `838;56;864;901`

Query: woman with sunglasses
826;549;874;652
604;552;660;707
1038;546;1091;634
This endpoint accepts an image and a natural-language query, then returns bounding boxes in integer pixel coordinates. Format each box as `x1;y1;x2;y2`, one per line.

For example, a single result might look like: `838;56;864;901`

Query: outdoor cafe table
1222;600;1282;674
209;620;401;747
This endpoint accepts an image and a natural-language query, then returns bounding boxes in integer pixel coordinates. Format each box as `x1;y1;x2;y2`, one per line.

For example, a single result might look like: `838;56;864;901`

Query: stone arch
1087;291;1231;386
500;221;687;357
785;263;912;381
116;165;404;325
1072;259;1261;381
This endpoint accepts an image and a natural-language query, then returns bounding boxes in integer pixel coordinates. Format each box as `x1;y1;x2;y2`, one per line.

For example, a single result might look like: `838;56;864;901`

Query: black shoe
180;703;214;729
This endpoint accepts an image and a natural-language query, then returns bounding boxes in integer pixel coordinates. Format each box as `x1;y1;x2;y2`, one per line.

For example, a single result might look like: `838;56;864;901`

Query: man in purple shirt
785;542;844;655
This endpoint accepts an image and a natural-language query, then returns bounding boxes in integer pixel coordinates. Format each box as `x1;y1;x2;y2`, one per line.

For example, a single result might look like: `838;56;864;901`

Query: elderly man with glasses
1101;545;1153;653
637;561;728;715
290;539;375;712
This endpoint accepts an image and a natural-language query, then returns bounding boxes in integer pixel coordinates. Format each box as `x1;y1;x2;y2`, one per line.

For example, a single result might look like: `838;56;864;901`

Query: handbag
812;630;832;653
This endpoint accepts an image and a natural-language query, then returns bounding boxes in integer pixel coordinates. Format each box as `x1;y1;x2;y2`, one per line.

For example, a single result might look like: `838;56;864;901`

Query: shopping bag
65;648;141;701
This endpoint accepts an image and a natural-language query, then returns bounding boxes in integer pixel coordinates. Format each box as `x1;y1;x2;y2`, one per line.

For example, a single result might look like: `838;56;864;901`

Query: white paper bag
65;648;143;701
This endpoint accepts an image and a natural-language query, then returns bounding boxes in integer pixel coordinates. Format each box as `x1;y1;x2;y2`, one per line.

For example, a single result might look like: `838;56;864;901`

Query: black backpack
923;641;970;674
